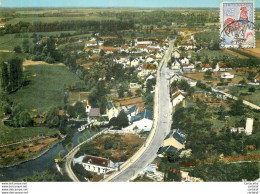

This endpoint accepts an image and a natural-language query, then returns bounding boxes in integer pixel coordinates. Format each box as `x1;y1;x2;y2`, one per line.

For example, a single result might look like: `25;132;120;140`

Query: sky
1;0;259;8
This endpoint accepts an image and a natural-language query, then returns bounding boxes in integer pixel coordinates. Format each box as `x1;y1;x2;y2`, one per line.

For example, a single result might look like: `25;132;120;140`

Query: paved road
109;43;173;182
65;148;80;182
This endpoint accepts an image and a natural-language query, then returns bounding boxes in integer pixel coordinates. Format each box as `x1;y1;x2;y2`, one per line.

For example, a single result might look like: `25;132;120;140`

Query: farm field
11;61;84;113
237;39;260;59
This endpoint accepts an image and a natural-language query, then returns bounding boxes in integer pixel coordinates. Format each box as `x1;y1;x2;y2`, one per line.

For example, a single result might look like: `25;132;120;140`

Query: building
172;50;181;59
158;129;186;156
230;127;245;133
214;62;232;72
125;105;138;121
254;75;260;84
106;101;119;120
88;108;101;123
73;155;115;175
130;109;153;131
200;64;212;72
171;87;185;112
221;72;234;79
168;74;182;85
245;118;253;135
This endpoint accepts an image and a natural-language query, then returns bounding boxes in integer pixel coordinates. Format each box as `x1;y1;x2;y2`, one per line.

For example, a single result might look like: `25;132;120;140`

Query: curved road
108;43;173;182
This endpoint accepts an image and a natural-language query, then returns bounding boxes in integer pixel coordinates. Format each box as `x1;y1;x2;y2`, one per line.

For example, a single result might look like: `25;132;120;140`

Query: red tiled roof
255;74;260;81
137;44;147;49
100;46;117;52
83;155;109;167
218;63;227;68
201;64;212;68
89;108;100;117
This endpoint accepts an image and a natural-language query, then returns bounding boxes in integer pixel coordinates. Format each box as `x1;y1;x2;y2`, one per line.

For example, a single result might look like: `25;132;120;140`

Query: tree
118;86;125;98
248;87;255;93
45;107;60;128
67;105;76;118
14;46;22;53
100;49;105;56
19;111;32;127
230;99;245;116
74;101;86;118
1;62;9;91
116;110;129;129
9;57;23;91
22;39;30;53
103;137;115;150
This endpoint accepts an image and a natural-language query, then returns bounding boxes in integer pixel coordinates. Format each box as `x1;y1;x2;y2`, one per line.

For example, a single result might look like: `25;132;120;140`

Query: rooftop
130;109;153;123
83;155;110;167
89;108;101;117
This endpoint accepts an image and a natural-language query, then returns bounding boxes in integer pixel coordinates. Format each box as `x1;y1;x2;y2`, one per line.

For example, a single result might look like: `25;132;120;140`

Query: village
0;7;259;183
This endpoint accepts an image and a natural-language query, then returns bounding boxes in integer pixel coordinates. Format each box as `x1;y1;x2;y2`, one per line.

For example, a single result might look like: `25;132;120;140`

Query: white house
171;87;185;107
106;101;119;120
172;50;181;59
221;72;234;79
214;62;232;72
245;118;253;135
180;57;189;65
200;64;212;72
169;74;182;85
73;155;115;175
171;59;182;74
130;109;153;132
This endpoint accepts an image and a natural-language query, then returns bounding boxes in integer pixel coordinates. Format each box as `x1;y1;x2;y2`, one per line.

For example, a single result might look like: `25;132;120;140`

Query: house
254;75;260;84
172;50;181;59
245;118;253;135
125;105;138;121
171;87;185;111
130;109;153;132
168;74;182;85
156;53;163;59
214;62;232;72
0;24;6;28
215;92;227;100
86;40;98;47
171;59;182;74
182;63;195;73
120;45;129;53
181;171;203;182
221;72;234;79
106;101;119;120
88;108;101;123
100;46;118;54
73;155;115;175
136;44;148;53
230;127;245;133
180;57;189;65
161;129;186;151
129;57;139;67
135;38;154;45
144;74;156;86
200;64;212;72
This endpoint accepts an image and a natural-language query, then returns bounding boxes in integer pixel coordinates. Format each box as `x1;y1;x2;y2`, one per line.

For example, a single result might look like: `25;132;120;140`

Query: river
0;124;103;181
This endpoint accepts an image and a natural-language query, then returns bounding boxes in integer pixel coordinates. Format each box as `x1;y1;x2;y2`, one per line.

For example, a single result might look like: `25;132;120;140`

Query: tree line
1;57;24;93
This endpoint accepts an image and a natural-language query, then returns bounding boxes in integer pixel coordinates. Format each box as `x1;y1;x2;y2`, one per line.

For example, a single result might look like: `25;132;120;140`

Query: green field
0;121;58;145
11;63;84;113
6;15;117;25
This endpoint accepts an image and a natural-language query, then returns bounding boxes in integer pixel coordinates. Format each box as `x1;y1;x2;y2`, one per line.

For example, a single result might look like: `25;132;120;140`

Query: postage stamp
220;1;255;48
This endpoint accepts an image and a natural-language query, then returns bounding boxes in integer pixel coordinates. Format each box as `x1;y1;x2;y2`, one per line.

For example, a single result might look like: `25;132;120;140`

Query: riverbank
0;137;63;168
